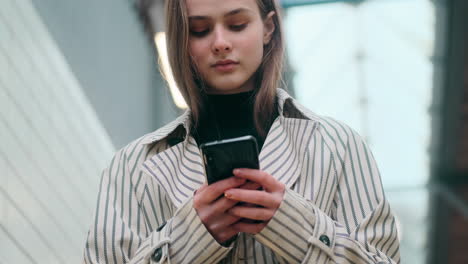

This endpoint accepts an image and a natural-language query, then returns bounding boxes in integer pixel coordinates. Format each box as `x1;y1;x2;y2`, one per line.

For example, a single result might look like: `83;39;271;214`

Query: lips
212;60;239;73
213;59;238;67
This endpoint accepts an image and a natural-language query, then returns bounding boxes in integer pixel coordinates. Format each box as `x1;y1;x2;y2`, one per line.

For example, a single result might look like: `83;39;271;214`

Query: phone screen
200;135;259;184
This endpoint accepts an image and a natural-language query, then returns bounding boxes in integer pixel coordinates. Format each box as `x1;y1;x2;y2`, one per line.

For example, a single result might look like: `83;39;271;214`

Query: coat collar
140;88;320;145
140;88;320;208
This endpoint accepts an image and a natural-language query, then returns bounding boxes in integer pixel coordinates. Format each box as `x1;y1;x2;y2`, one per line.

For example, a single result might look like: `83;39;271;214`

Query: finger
225;189;281;208
238;181;262;191
216;228;240;244
232;221;267;234
208;214;241;233
237;181;262;208
233;169;283;192
195;183;208;195
211;196;240;215
238;201;257;208
236;181;263;207
197;177;246;204
227;206;275;221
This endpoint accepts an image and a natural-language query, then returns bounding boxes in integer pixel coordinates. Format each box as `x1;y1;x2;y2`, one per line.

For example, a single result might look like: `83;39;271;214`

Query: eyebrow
188;8;252;20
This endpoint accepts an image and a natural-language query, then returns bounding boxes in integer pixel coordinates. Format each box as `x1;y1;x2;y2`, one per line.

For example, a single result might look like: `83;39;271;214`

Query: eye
230;24;247;31
190;29;210;38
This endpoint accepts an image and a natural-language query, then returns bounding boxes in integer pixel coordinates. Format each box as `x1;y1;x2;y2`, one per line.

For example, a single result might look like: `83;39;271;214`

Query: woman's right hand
193;177;259;244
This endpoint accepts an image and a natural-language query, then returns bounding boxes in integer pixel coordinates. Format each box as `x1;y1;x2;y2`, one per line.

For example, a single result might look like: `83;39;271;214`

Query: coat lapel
259;116;318;188
140;89;320;209
141;136;205;208
141;117;318;209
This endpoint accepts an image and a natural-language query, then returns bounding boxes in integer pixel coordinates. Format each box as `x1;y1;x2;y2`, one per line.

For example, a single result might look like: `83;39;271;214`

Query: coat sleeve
82;148;232;264
254;127;401;264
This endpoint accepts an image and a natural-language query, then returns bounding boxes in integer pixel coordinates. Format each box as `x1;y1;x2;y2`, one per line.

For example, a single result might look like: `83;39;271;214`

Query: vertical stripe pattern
83;89;400;263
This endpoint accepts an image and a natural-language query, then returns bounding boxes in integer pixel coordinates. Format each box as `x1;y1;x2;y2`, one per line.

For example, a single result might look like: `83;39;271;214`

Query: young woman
83;0;400;263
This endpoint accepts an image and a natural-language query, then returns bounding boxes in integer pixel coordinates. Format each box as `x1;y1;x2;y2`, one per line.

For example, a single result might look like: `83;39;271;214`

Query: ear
263;11;276;45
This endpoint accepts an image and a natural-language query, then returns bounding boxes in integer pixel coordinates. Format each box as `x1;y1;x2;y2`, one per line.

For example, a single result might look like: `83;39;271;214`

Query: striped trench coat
83;88;400;264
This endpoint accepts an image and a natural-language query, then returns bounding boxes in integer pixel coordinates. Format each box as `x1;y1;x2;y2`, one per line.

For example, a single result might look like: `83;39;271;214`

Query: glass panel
284;0;435;262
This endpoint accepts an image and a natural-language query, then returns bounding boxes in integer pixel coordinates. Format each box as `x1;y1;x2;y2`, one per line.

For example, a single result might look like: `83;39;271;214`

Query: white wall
29;0;181;149
0;0;115;262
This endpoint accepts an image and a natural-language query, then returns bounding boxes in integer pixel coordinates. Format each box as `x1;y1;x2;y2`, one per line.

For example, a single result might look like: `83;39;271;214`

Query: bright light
154;32;188;109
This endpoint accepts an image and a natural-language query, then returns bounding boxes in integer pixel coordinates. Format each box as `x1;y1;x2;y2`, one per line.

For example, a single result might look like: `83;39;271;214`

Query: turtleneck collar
193;89;260;147
141;88;311;146
205;90;255;119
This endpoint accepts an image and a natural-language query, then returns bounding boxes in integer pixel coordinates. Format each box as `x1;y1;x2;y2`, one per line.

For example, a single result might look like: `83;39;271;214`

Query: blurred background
0;0;467;263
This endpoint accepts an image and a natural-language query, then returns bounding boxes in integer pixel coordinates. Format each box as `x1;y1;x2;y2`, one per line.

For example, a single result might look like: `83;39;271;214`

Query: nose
211;26;232;54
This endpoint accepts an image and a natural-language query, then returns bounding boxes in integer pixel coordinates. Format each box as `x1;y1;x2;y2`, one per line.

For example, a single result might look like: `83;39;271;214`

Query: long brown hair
164;0;285;138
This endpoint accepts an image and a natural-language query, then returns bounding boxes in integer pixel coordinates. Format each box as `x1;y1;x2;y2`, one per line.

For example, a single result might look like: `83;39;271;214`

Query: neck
205;74;256;95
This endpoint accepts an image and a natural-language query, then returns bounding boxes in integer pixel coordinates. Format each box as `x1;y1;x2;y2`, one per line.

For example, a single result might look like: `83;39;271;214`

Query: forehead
186;0;259;17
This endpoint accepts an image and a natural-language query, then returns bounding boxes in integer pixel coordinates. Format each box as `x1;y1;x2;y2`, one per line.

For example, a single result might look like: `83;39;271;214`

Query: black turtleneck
192;90;273;151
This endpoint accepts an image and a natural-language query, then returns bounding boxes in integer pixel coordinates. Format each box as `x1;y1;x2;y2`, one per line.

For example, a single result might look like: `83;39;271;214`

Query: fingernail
233;169;241;174
225;191;233;198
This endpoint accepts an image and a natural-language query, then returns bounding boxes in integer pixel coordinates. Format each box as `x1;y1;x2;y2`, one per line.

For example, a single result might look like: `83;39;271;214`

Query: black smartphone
200;135;260;184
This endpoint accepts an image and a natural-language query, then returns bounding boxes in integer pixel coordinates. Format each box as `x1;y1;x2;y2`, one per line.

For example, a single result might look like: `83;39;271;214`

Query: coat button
156;221;166;232
152;247;163;262
319;235;331;247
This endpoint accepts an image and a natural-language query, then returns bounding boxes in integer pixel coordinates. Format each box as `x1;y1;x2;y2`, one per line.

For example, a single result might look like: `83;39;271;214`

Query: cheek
239;25;265;57
238;32;264;66
189;40;209;65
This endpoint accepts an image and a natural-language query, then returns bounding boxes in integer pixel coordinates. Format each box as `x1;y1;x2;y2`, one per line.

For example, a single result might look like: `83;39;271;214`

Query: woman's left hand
224;168;285;234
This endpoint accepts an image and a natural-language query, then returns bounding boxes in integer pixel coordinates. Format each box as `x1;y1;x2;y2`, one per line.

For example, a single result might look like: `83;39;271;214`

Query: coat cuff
254;188;336;263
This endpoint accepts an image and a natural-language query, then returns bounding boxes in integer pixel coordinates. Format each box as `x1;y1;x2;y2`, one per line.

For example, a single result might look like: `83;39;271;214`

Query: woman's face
187;0;274;95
